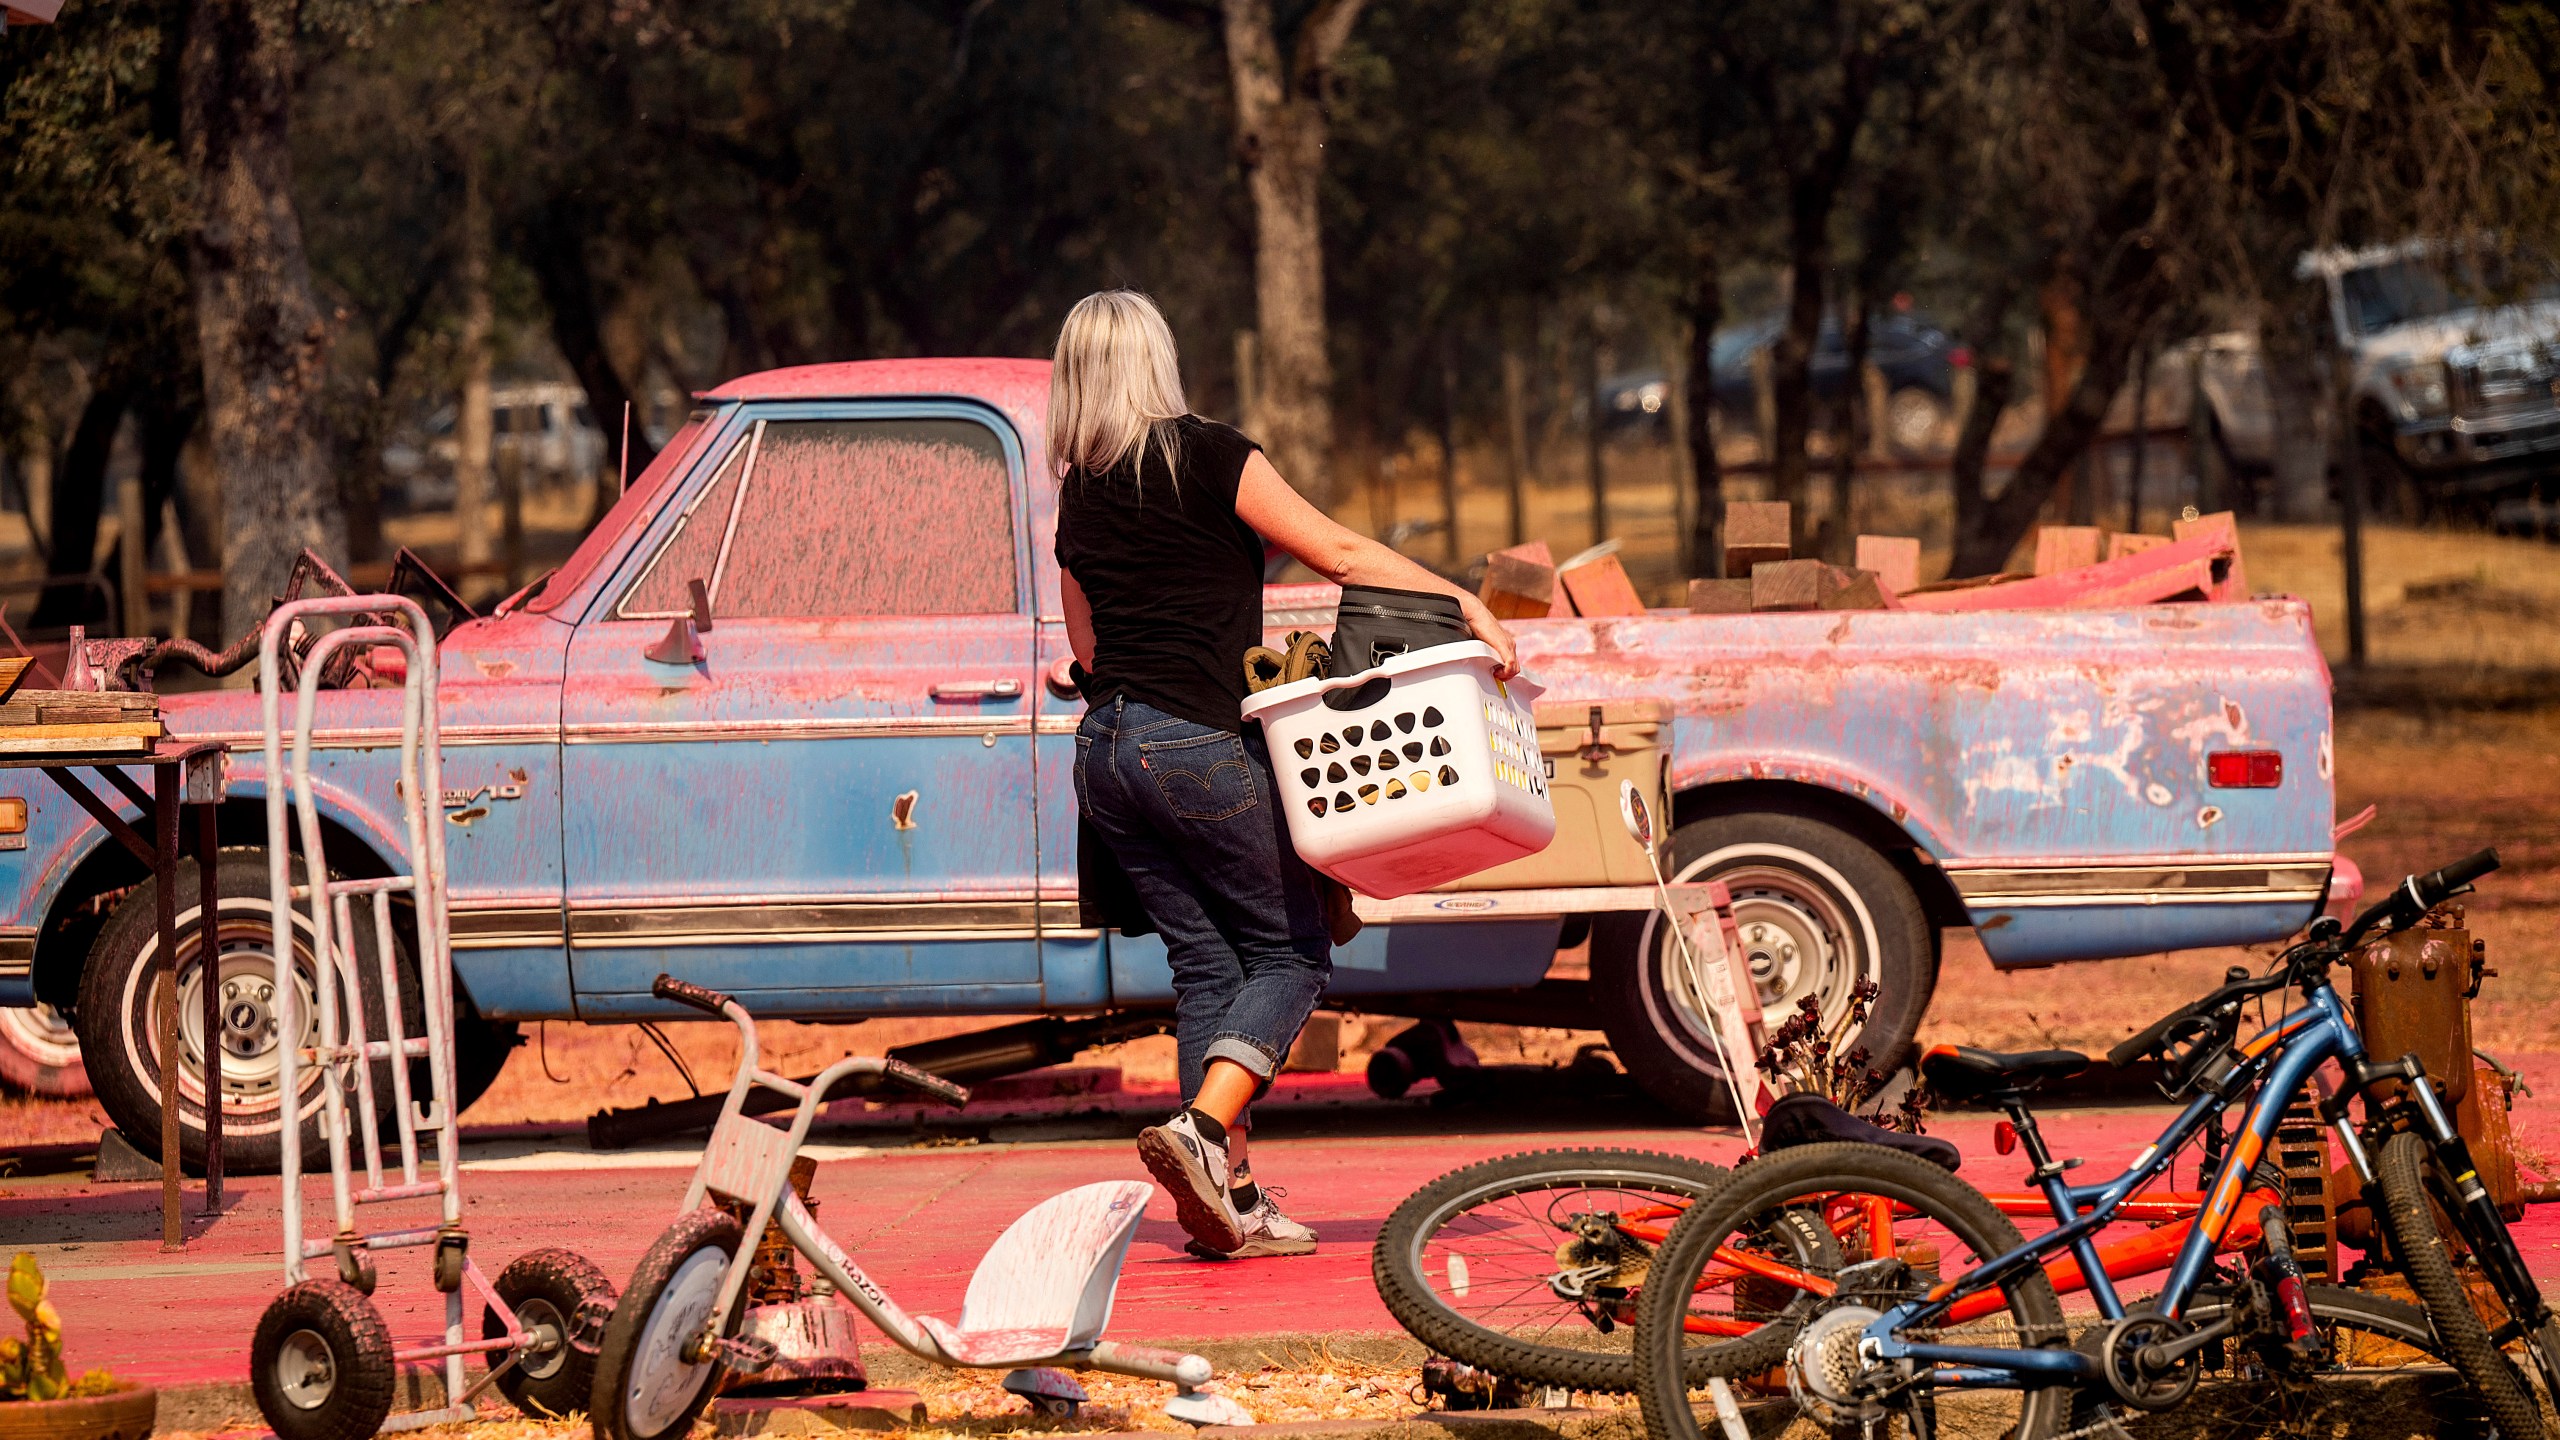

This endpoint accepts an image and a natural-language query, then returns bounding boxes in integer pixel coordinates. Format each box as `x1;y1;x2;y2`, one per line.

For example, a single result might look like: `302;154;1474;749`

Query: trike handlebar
653;973;735;1015
879;1056;971;1108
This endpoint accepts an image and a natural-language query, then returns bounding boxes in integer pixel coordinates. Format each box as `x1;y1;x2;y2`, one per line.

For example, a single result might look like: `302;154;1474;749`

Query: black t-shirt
1055;417;1266;732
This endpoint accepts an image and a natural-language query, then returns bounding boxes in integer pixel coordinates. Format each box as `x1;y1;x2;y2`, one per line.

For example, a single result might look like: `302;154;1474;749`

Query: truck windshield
2341;259;2459;335
526;410;718;614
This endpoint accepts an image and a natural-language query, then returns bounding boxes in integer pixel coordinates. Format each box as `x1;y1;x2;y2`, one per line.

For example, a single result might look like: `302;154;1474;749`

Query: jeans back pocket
1140;731;1259;822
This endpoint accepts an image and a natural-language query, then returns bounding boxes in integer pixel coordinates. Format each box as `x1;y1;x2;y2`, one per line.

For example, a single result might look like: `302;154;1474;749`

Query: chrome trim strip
1964;890;2329;910
186;725;559;751
0;929;34;980
1952;860;2331;909
449;907;562;950
1036;715;1083;734
564;717;1032;744
565;898;1071;947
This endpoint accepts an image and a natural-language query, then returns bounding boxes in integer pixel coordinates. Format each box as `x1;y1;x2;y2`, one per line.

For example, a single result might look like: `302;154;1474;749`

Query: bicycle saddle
1919;1044;2088;1099
1760;1092;1961;1172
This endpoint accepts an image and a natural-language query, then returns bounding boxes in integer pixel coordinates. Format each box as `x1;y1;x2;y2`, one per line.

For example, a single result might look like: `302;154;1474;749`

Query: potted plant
0;1255;152;1440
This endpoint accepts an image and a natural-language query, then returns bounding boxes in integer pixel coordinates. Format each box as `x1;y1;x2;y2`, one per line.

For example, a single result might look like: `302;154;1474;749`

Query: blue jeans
1075;696;1332;1113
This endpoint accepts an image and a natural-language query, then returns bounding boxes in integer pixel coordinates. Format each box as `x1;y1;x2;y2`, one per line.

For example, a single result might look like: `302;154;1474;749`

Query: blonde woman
1053;291;1518;1257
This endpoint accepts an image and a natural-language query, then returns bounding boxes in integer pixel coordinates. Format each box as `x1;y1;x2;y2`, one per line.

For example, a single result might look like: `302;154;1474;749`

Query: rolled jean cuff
1205;1032;1282;1082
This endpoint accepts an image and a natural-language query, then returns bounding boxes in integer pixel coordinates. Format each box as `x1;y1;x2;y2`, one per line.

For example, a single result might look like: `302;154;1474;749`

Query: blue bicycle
1632;849;2559;1440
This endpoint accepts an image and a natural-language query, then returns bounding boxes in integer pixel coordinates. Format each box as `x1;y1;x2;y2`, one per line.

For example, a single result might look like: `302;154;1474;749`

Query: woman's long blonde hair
1049;290;1187;488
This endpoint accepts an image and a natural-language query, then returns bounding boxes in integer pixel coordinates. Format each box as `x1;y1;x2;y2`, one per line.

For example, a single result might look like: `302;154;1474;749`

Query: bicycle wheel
1372;1148;1834;1392
2375;1130;2547;1440
2180;1282;2487;1435
1635;1142;2071;1440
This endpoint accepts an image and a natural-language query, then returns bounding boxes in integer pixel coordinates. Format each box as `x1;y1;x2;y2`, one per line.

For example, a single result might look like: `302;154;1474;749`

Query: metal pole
197;799;222;1211
154;762;180;1250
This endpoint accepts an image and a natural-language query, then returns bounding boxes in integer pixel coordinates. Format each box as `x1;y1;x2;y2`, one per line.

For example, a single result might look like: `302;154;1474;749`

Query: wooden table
0;740;226;1249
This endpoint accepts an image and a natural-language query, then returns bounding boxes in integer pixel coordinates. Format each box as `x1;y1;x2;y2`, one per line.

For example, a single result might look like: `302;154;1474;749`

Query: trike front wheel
593;1209;744;1440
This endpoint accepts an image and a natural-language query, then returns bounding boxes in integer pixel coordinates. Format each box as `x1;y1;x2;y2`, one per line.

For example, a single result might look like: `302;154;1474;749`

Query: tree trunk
1585;311;1611;548
1768;257;1823;538
456;149;496;570
521;196;658;497
36;378;130;629
1682;264;1724;577
1436;336;1461;565
1950;306;2152;576
1821;295;1873;561
181;0;346;639
1219;0;1365;506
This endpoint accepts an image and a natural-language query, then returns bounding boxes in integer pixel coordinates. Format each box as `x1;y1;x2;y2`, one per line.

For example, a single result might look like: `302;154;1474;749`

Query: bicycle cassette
1788;1305;1890;1428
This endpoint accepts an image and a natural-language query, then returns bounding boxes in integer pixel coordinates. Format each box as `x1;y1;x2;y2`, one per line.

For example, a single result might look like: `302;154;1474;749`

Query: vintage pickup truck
0;358;2340;1165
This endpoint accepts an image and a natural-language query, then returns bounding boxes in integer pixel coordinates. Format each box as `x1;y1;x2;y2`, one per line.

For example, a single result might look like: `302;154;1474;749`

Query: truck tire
1592;811;1933;1122
74;846;421;1173
0;1000;89;1097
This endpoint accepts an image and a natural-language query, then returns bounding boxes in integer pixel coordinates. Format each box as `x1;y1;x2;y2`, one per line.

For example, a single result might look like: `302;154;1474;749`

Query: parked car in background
2187;240;2560;517
382;382;654;511
0;358;2340;1163
1602;311;1967;456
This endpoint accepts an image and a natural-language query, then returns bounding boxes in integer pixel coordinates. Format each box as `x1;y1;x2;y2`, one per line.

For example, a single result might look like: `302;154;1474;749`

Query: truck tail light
2207;750;2283;788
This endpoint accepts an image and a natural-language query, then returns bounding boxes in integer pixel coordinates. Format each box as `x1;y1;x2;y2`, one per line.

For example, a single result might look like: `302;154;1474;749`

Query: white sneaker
1138;1111;1243;1252
1186;1186;1317;1259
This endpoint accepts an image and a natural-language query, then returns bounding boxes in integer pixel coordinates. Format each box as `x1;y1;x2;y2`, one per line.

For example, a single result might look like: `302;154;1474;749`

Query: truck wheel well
34;799;398;1014
1670;778;1969;931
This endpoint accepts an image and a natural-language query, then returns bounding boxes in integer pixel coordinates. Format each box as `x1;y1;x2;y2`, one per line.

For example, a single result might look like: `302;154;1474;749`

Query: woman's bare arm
1234;450;1518;677
1061;567;1096;670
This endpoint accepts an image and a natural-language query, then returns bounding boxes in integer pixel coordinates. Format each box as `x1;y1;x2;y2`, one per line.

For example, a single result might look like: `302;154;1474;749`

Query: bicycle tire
1634;1142;2070;1440
2187;1282;2486;1433
2376;1129;2547;1440
1374;1148;1828;1392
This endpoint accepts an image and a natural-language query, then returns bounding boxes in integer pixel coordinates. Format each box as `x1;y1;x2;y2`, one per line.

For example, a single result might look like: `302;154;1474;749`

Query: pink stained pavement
10;1059;2560;1399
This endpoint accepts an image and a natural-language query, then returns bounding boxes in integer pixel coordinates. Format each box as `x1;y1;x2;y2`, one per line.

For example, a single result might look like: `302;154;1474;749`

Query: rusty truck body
0;358;2340;1162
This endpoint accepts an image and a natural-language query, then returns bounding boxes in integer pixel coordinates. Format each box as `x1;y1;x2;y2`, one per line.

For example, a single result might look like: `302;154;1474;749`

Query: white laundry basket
1242;640;1556;899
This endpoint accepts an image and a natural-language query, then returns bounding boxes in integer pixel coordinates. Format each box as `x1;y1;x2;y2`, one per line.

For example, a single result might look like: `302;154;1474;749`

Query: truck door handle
930;678;1023;701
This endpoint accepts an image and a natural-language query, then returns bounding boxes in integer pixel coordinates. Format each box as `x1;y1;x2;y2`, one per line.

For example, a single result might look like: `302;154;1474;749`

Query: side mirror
644;578;712;665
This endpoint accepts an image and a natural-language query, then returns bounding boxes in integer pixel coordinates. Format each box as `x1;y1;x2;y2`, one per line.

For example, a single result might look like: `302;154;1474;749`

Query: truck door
559;402;1044;1017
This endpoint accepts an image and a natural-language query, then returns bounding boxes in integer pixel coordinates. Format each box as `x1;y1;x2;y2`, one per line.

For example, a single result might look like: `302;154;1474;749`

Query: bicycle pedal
717;1336;781;1371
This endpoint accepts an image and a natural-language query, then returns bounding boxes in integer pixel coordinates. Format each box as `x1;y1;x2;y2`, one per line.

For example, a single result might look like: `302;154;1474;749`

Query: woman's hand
1460;594;1520;679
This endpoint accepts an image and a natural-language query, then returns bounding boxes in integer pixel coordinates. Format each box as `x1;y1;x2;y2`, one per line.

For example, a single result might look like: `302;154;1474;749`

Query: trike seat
1920;1044;2088;1099
914;1180;1152;1367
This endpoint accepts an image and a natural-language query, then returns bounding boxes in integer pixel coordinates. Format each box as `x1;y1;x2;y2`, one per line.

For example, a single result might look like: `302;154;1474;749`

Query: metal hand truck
246;595;614;1440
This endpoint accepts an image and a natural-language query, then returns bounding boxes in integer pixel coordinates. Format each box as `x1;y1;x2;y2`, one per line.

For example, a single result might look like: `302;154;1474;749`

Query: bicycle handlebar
2106;968;2288;1068
653;974;734;1015
2342;847;2499;948
2109;848;2503;1070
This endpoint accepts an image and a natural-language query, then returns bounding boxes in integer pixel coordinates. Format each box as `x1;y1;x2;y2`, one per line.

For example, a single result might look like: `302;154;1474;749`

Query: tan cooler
1437;699;1669;890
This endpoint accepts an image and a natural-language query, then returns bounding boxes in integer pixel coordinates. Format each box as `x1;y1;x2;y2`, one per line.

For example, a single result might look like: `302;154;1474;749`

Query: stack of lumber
0;663;163;755
1471;501;2252;621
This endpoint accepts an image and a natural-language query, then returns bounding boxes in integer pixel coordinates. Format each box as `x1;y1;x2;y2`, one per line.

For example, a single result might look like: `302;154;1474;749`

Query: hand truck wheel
482;1247;618;1418
250;1281;397;1440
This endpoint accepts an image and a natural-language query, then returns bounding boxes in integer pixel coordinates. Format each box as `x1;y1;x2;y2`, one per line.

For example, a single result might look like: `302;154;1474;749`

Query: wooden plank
2032;525;2105;576
0;734;156;756
2105;532;2169;562
1480;542;1560;620
1722;500;1791;579
1686;578;1754;614
0;658;29;706
1899;528;2232;612
1818;570;1889;611
1558;553;1646;616
0;721;163;742
1751;559;1831;612
2172;510;2250;600
1854;535;1921;598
